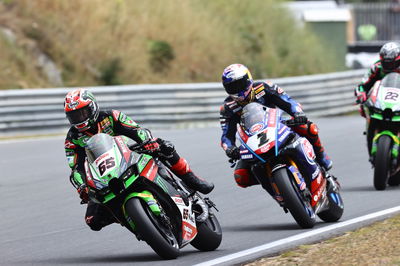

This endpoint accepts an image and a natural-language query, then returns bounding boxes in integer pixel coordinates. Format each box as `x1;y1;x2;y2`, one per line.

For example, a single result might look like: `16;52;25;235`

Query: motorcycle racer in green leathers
64;88;214;231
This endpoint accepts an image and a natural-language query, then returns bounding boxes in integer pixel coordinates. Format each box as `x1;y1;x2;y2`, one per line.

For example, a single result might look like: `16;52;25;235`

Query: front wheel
317;177;344;222
124;198;180;259
373;135;392;191
190;212;222;251
273;168;316;229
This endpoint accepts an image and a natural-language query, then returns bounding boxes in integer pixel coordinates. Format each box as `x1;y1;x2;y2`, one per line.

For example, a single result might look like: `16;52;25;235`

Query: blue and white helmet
222;64;253;102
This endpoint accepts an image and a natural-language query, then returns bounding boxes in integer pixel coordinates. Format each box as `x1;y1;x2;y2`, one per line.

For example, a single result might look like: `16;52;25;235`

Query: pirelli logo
254;85;264;94
100;118;111;127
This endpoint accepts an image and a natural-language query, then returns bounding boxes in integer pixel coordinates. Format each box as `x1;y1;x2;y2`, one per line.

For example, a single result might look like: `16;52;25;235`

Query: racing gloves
293;112;308;124
355;90;367;104
225;146;240;160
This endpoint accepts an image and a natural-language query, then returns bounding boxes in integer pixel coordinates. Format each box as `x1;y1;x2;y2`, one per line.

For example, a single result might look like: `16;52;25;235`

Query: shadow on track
222;223;301;232
341;185;400;192
25;250;199;264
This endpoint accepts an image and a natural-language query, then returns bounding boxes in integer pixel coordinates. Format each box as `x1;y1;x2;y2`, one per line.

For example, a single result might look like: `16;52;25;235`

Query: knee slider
86;216;103;231
234;169;252;188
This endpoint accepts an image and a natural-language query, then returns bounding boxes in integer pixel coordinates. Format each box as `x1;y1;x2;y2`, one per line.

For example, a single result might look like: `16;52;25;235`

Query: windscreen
381;72;400;89
240;103;268;133
86;133;115;163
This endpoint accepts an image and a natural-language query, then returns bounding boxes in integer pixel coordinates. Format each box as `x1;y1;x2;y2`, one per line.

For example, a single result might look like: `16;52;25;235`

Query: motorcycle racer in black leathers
64;88;214;231
355;41;400;104
220;64;332;188
354;41;400;154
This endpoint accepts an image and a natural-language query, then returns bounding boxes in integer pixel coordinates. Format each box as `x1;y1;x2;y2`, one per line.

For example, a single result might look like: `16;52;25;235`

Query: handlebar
128;140;151;153
282;119;307;127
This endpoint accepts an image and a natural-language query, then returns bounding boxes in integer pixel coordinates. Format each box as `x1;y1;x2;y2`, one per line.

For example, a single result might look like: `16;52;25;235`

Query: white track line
195;206;400;266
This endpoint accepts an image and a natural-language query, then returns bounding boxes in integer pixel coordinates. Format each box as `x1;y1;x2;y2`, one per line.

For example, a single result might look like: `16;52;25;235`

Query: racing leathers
220;81;332;188
65;109;213;231
355;60;400;103
355;61;400;155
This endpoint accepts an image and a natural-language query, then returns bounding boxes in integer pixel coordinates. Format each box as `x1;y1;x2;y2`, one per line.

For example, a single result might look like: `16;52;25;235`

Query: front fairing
236;103;292;162
85;134;141;202
365;73;400;121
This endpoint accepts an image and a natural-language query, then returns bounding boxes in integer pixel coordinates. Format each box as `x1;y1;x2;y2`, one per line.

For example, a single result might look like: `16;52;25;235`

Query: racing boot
315;150;333;171
170;157;214;194
310;134;332;170
293;122;333;171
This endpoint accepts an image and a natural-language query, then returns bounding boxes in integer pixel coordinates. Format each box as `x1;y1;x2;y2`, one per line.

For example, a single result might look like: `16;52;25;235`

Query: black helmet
379;42;400;71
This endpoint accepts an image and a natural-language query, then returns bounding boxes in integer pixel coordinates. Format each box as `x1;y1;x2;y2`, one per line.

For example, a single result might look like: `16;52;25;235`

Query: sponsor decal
267;109;277;127
115;136;130;162
100;118;111;128
316;173;323;184
301;138;316;165
292;139;301;148
311;168;320;180
312;185;324;206
295;106;303;113
278;130;290;143
278;125;287;134
232;107;242;113
240;149;249;154
146;161;156;178
241;154;253;159
94;152;110;165
300;182;306;190
255;90;265;99
260;142;274;153
182;221;197;241
173;197;184;205
254;85;264;94
266;80;274;87
250;123;264;134
277;87;284;94
237;126;249;143
139;157;149;167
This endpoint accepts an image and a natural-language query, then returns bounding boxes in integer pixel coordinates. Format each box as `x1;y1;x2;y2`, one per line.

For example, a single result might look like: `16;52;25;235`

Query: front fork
122;190;162;231
371;131;400;171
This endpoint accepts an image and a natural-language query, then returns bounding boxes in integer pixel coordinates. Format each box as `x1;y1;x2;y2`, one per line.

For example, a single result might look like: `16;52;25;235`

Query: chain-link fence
352;2;400;42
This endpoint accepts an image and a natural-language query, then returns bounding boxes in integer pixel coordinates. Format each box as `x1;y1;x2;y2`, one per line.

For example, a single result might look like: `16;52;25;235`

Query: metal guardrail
0;69;365;135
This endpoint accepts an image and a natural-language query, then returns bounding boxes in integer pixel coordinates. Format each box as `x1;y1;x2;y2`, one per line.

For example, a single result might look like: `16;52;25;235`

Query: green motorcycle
83;133;222;259
363;72;400;190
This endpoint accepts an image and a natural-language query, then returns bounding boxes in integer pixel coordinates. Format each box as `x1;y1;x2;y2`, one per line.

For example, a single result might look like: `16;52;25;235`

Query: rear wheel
373;135;392;190
190;213;222;251
124;198;180;259
273;168;316;229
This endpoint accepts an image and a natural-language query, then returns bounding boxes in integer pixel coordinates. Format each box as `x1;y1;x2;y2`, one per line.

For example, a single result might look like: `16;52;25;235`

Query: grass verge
246;214;400;265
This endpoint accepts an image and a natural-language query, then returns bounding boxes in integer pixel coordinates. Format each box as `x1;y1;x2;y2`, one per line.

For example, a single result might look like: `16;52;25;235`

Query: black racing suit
356;60;400;95
219;81;331;188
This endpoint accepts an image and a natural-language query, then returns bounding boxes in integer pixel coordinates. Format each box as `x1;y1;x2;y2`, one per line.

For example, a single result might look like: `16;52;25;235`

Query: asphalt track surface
1;115;399;266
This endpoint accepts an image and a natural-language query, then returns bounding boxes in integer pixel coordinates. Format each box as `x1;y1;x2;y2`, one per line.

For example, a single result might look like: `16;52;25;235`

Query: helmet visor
66;105;93;125
382;59;400;71
224;74;251;95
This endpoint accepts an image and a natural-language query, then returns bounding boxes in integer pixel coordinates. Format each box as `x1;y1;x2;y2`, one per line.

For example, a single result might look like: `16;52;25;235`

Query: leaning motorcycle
83;133;222;259
233;102;344;228
362;72;400;190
